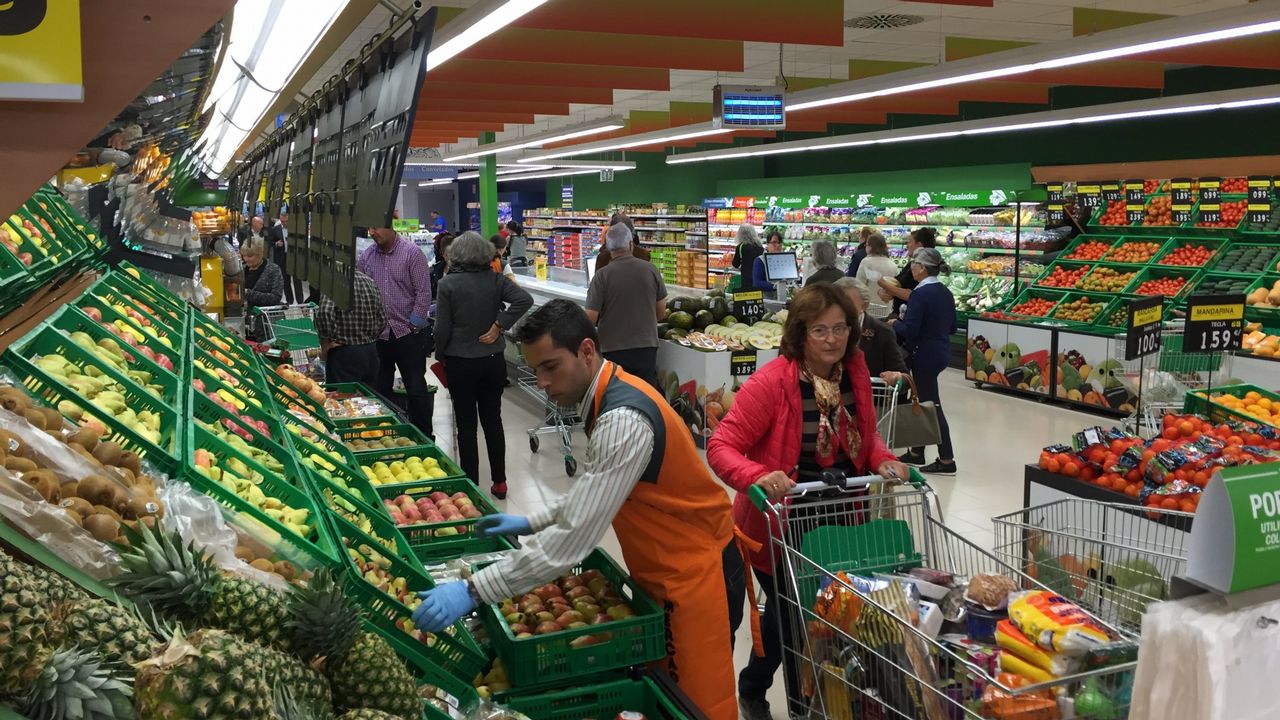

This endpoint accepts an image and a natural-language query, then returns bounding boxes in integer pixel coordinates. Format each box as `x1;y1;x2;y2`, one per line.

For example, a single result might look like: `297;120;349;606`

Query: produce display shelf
480;548;667;690
1100;237;1171;264
1177;194;1249;237
299;442;388;524
1;328;181;471
50;304;180;387
1206;242;1280;277
88;284;185;337
1245;272;1280;320
8;206;87;281
325;381;401;427
189;387;289;454
389;618;481;720
1058;234;1122;262
1151;236;1228;267
95;270;188;324
1031;260;1092;290
1122;265;1201;301
76;293;183;369
184;424;339;568
191;311;260;367
1187;272;1253;298
764;220;1046;231
341;422;436;457
1046;291;1120;327
329;512;487;682
1183;384;1280;429
320;482;418;565
1004;287;1069;320
287;419;366;480
504;673;694;720
371;477;508;562
192;355;277;421
1070;264;1143;295
263;366;331;426
193;334;261;383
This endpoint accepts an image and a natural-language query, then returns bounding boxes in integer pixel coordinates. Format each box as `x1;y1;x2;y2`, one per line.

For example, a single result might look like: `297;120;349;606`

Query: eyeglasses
807;324;851;341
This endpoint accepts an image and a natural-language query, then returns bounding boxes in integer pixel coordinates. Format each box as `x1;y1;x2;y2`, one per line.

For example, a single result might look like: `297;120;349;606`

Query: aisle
429;367;1105;717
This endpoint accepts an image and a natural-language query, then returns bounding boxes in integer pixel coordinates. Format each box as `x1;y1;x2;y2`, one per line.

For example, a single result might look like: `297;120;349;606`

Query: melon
693;310;715;330
668;311;695;331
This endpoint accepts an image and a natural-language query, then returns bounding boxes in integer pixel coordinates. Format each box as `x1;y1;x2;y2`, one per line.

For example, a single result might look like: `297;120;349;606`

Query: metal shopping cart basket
992;499;1192;639
508;336;582;477
750;471;1138;720
250;303;322;376
870;377;904;450
1112;320;1232;438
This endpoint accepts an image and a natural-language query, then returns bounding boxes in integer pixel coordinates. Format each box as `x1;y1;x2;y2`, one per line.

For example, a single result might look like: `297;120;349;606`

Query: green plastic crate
304;462;389;533
2;215;59;285
372;478;507;562
1183;384;1279;428
504;674;693;720
1101;237;1169;265
480;548;667;690
32;187;105;253
193;334;261;382
1073;264;1142;294
1187;272;1253;298
1058;234;1121;263
1032;260;1093;291
193;349;273;413
98;271;188;322
1123;265;1201;301
1207;242;1280;277
76;293;183;369
45;307;181;408
325;381;400;426
189;387;289;456
186;424;340;568
328;513;487;682
288;425;380;503
89;284;184;336
1152;236;1227;268
359;445;468;485
385;619;481;720
341;422;436;457
191;311;260;368
1245;273;1280;321
1006;287;1068;320
263;364;331;426
1180;194;1249;237
1048;291;1119;326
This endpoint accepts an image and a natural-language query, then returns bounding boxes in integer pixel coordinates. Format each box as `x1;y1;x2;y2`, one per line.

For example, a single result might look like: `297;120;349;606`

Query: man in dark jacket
266;212;303;304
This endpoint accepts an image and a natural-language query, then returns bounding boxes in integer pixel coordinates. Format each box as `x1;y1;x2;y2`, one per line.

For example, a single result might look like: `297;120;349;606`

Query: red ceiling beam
463;29;744;72
415;112;537;125
422;81;615;105
512;0;843;46
429;60;669;91
418;98;572;116
414;121;509;132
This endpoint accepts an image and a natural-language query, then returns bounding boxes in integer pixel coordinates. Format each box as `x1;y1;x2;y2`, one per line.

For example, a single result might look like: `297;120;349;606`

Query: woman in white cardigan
853;231;899;319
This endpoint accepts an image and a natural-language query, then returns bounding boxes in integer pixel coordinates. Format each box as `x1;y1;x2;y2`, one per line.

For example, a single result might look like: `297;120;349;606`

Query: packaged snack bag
1007;591;1110;657
995;620;1082;677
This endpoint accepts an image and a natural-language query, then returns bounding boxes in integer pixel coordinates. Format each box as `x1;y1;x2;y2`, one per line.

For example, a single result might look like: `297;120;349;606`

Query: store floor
427;367;1102;718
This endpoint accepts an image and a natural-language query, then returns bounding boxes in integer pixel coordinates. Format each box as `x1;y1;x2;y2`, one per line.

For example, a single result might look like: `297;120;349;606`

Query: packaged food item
981;673;1060;720
996;620;1082;677
1008;591;1110;657
965;573;1019;609
998;651;1055;684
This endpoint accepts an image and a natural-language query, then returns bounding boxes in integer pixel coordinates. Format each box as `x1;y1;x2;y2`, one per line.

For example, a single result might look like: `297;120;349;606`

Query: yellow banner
0;0;83;101
1190;303;1244;322
1132;306;1162;327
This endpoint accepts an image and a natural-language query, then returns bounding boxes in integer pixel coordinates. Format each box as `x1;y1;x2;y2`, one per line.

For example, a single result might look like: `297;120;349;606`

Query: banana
283;508;309;525
263;497;284;510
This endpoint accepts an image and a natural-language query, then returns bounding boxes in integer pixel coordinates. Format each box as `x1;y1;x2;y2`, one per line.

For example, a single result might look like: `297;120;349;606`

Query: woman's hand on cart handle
753;470;795;504
476;513;533;537
877;460;924;488
879;371;904;386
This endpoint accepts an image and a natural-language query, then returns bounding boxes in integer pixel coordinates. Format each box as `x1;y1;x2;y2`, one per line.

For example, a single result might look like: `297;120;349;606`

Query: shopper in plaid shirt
358;226;435;438
315;270;386;385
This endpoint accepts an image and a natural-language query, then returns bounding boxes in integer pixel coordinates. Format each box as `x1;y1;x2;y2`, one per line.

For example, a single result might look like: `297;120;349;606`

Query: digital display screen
713;84;786;130
763;252;799;282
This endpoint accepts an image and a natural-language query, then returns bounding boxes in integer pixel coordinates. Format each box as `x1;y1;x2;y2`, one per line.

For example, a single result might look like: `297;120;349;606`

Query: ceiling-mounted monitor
712;84;786;131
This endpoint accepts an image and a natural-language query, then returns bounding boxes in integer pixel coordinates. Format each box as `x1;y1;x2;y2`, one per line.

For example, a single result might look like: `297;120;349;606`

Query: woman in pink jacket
707;283;909;720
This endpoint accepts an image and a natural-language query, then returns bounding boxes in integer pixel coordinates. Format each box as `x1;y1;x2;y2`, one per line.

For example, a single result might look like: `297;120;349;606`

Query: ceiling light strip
666;85;1280;164
426;0;550;71
495;167;638;183
442;115;627;161
517;126;735;163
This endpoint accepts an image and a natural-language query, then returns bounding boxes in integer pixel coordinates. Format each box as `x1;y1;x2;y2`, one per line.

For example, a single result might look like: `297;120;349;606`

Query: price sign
1102;182;1123;203
1126;204;1145;224
1125;296;1163;361
1078;183;1102;209
730;351;758;376
1247;176;1273;225
1046;183;1063;202
1199;177;1221;204
1046;183;1065;224
1125;179;1146;203
731;290;765;324
1185;293;1244;354
1170;178;1193;223
1198;201;1222;226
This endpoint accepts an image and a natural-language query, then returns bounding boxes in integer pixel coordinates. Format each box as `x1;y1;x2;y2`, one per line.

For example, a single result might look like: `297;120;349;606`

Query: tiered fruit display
1038;264;1090;288
1134;276;1188;297
194;377;274;440
496;571;636;639
65;330;171;399
1097;200;1127;226
1204;389;1279;426
1078;267;1135;292
79;306;176;371
1053;298;1106;323
382;491;483;528
1159;244;1216;267
275;363;329;405
1009;298;1056;317
1243;324;1279;357
1247;279;1280;310
83;296;178;348
1142;196;1174;226
1196;199;1247;228
347;434;423;452
200;421;286;475
191;440;314;539
1106;241;1163;264
30;354;164;446
363;456;451;485
2;214;58;265
1214;245;1279;274
1064;240;1112;261
1193;275;1251;296
661;292;786;351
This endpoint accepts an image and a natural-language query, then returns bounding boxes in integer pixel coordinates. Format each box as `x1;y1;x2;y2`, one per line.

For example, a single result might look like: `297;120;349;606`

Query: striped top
796;374;857;482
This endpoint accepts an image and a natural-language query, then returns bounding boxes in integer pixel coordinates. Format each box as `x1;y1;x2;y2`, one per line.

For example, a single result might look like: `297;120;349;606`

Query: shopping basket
750;471;1137;720
249;303;322;375
991;499;1192;638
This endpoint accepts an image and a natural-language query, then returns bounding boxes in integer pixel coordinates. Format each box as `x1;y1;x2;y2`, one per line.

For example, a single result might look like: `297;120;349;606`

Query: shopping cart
751;471;1137;720
250;303;322;376
869;376;903;450
991;499;1192;638
1112;321;1231;438
509;339;582;477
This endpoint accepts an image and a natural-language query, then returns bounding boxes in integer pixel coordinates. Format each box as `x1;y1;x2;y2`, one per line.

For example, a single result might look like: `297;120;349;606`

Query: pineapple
338;711;406;720
0;549;52;696
108;522;288;647
18;646;135;720
25;565;88;606
247;641;332;720
285;568;362;662
47;597;159;667
133;628;273;719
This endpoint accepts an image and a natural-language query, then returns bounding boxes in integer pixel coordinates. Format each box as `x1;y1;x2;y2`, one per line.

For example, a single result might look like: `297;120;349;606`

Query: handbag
889;374;942;449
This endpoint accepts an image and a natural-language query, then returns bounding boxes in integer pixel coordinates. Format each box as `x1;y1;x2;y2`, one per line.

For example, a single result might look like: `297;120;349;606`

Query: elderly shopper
435;232;533;499
732;223;763;274
833;277;908;382
586;222;667;386
853;231;899;320
595;211;650;271
804;240;845;285
238;237;283;340
891;247;957;475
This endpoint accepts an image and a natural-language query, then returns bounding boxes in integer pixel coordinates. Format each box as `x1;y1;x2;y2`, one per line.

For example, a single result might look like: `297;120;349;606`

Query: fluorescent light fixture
517;126;734;163
495;167;637;183
426;0;550;71
667;85;1280;164
419;179;454;186
789;3;1280;111
443;116;626;161
455;160;634;180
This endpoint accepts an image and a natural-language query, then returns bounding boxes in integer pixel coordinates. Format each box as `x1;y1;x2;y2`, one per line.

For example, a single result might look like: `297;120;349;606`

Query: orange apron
587;362;738;720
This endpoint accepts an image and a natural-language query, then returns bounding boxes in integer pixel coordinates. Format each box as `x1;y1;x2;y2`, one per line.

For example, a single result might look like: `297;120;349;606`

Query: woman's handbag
890;374;942;449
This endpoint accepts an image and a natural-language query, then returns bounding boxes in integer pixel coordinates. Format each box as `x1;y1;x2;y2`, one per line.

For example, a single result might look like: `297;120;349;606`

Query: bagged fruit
1008;590;1110;657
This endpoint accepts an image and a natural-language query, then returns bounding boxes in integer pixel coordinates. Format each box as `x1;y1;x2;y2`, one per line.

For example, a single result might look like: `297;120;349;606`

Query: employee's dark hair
911;227;937;248
515;299;599;353
766;230;783;245
489;233;508;253
506;220;523;235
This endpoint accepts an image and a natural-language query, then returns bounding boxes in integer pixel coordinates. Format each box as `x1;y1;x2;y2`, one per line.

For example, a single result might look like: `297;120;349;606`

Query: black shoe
920;460;956;476
738;696;773;720
897;451;926;466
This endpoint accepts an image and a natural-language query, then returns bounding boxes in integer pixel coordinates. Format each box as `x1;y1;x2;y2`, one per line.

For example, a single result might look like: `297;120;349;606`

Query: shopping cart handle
749;469;921;512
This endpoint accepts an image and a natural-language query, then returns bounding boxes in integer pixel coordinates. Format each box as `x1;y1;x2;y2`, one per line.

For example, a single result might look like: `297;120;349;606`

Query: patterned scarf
801;362;862;464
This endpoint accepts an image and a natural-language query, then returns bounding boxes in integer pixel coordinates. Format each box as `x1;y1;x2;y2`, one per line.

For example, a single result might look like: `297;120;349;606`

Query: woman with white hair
435;231;534;499
804;240;845;286
731;223;762;274
239;237;284;340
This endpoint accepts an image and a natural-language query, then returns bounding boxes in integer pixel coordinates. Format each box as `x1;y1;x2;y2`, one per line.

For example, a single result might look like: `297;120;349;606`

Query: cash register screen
763;252;800;282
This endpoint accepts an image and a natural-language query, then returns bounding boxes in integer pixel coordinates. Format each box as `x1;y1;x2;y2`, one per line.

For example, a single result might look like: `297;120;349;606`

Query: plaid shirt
315;270;386;346
357;236;432;340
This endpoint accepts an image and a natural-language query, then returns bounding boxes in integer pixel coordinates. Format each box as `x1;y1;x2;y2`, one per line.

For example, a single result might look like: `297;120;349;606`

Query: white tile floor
429;367;1104;718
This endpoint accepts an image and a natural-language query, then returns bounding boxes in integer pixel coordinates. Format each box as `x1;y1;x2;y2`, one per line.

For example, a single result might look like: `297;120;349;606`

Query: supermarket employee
413;299;746;720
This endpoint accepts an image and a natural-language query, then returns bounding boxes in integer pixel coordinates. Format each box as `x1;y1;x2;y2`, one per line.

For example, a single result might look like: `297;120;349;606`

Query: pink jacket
707;351;896;575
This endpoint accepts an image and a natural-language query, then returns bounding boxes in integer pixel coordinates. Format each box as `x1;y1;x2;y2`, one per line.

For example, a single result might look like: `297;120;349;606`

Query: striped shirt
357;236;432;341
470;362;652;603
796;375;856;481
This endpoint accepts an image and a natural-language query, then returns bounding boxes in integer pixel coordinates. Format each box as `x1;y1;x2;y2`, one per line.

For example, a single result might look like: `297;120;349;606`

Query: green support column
479;131;498;237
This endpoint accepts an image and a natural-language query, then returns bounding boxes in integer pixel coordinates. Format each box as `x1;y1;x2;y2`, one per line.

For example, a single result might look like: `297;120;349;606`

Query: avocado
706;297;729;322
670;297;704;314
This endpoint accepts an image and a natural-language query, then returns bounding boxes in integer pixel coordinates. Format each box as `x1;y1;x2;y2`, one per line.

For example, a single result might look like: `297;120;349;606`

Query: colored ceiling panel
422;82;614;105
669;102;713;126
463;29;744;72
847;60;930;80
788;109;889;125
512;0;843;46
428;60;670;90
420;99;571;116
902;0;992;6
414;121;509;132
628;111;672;134
1070;7;1280;71
944;36;1165;89
415;112;537;125
1072;7;1167;35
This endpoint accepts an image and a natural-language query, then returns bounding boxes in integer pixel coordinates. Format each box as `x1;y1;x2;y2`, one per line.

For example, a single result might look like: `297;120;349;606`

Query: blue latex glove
475;513;532;538
411;582;475;633
409;312;429;329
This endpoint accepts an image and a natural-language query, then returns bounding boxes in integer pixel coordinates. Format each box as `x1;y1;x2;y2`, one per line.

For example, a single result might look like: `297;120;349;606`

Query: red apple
83;307;102;322
429;491;449;503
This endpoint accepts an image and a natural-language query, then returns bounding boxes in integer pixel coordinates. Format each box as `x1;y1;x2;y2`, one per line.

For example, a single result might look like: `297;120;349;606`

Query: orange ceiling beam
421;81;615;105
429;60;669;90
945;37;1165;89
419;98;572;116
512;0;843;46
844;62;1050;105
463;29;744;72
414;121;509;132
788;109;890;125
415;112;538;125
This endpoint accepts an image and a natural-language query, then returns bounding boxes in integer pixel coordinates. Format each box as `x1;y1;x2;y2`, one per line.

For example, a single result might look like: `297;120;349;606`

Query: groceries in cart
325;391;394;421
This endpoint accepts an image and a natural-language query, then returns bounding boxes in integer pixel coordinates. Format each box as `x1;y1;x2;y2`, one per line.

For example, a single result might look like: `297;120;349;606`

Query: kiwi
83;514;121;543
0;429;29;459
67;427;100;452
69;443;103;468
60;481;78;498
273;561;296;581
109;466;136;487
75;475;115;507
92;441;123;468
91;505;121;522
234;545;256;562
125;495;163;520
63;509;83;526
37;407;63;432
23;471;60;503
3;456;38;473
118;451;142;477
22;409;47;431
249;558;275;573
104;485;132;517
0;387;32;414
60;497;94;517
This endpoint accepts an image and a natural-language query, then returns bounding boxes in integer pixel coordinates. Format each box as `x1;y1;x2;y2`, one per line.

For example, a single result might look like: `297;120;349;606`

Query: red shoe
491;482;508;500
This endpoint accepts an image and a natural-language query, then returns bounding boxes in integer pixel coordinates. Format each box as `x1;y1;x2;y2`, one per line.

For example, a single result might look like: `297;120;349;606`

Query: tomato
1125;483;1142;497
1179;499;1198;514
1110;477;1129;492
